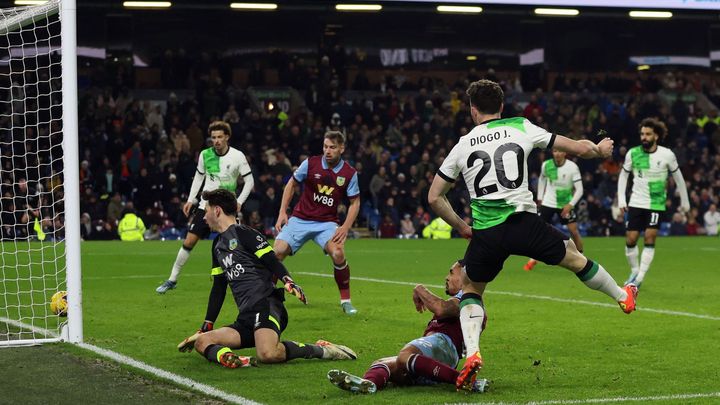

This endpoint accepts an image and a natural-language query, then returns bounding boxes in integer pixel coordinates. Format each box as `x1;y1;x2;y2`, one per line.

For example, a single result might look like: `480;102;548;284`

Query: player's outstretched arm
428;175;471;238
258;248;307;304
275;177;297;232
413;284;460;318
553;135;613;160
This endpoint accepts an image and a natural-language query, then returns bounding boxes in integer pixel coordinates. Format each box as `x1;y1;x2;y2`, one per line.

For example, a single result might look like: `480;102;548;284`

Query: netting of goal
0;0;81;346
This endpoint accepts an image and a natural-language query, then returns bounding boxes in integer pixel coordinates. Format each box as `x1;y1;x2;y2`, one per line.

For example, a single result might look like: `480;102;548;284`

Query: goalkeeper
178;189;357;368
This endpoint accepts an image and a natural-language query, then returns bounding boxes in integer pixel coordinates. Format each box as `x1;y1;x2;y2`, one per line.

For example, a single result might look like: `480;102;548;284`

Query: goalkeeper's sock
204;344;229;364
625;244;640;280
459;293;485;359
636;244;655;285
576;259;625;301
333;261;351;300
169;246;192;282
282;341;324;361
406;353;458;384
363;363;390;391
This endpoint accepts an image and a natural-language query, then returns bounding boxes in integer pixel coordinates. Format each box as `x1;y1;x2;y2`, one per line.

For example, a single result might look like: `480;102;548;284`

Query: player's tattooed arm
413;284;460;318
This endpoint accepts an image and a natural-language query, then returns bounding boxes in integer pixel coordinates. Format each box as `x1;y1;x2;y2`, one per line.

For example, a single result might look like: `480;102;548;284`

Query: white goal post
0;0;81;346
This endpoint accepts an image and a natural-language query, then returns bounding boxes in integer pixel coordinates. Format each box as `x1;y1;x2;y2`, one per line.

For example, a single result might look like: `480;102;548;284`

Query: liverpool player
274;131;360;315
327;260;488;394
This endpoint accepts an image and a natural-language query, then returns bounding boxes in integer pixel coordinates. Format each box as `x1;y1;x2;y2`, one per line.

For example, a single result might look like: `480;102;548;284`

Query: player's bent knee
257;346;283;363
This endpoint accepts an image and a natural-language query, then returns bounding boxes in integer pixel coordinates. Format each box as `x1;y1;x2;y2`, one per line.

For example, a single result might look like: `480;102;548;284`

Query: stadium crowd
2;50;719;241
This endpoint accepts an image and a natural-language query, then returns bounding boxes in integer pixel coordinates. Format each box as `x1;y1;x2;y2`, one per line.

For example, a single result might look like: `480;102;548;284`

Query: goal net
0;0;81;346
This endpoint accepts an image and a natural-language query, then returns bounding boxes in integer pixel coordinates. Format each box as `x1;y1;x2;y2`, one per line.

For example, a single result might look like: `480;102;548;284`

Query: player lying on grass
177;189;357;368
327;259;488;394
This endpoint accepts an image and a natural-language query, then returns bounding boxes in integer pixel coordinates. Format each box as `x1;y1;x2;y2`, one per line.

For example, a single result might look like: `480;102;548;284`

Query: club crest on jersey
229;239;238;250
336;176;345;186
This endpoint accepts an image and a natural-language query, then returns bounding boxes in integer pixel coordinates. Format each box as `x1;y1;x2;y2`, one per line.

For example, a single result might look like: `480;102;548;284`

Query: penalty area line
296;272;720;321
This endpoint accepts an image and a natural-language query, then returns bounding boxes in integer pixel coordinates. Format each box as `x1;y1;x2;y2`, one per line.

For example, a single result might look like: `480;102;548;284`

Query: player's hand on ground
597;137;614;158
177;321;213;352
283;276;307;304
332;226;349;244
561;204;572;219
275;212;288;232
182;201;194;218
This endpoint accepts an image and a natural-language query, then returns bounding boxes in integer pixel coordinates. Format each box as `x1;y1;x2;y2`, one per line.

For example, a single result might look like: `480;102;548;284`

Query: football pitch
3;237;720;404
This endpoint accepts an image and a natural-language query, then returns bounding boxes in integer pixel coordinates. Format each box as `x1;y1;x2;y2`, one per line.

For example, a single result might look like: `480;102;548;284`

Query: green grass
3;237;720;404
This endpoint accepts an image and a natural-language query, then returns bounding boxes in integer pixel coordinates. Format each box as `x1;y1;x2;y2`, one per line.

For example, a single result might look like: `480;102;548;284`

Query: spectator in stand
379;214;397;238
399;213;417;239
704;204;720;236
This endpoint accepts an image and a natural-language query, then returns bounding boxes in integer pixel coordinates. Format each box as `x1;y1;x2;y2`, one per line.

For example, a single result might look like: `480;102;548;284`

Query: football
50;291;68;316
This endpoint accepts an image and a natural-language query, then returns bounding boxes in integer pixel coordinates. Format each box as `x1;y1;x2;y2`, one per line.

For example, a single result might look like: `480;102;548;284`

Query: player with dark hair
524;148;584;271
177;189;357;368
274;131;361;315
617;117;689;288
428;79;637;391
327;259;489;394
157;121;254;294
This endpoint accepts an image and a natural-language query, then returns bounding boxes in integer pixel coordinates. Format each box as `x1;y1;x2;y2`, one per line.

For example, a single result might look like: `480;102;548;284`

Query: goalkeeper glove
177;321;214;352
282;276;307;304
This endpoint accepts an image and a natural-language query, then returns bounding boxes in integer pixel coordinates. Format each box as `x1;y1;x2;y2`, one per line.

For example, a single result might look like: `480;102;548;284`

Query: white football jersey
438;117;554;229
539;159;581;209
196;147;251;209
622;145;679;211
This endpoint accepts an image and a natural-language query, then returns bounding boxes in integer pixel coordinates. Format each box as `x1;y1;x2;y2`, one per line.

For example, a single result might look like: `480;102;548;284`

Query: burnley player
327;260;488;394
156;121;254;294
177;189;357;368
274;131;361;315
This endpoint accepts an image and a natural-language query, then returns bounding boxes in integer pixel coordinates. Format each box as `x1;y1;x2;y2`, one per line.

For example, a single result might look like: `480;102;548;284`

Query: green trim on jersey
630;147;650;170
556;189;572;206
649;180;667;211
202;148;221;174
471;199;516;230
487;117;526;133
544;160;558;181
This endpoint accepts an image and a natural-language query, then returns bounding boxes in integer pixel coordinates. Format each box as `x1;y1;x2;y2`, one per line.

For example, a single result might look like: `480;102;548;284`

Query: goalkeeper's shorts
228;289;288;349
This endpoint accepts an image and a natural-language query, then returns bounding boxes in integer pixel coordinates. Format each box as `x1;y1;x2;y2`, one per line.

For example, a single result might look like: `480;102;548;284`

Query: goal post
0;0;81;346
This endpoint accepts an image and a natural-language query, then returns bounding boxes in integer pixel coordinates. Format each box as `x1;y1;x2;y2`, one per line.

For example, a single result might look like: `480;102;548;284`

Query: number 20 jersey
438;117;555;230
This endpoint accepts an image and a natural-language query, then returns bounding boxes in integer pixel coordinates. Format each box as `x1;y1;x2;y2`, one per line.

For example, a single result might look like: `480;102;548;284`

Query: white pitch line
448;391;720;405
296;272;720;321
0;317;259;405
78;343;260;405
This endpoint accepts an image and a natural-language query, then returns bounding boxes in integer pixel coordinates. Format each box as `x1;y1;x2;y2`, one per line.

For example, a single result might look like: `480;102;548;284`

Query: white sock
636;246;655;284
577;260;626;301
169;247;191;282
625;245;639;279
459;296;485;357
